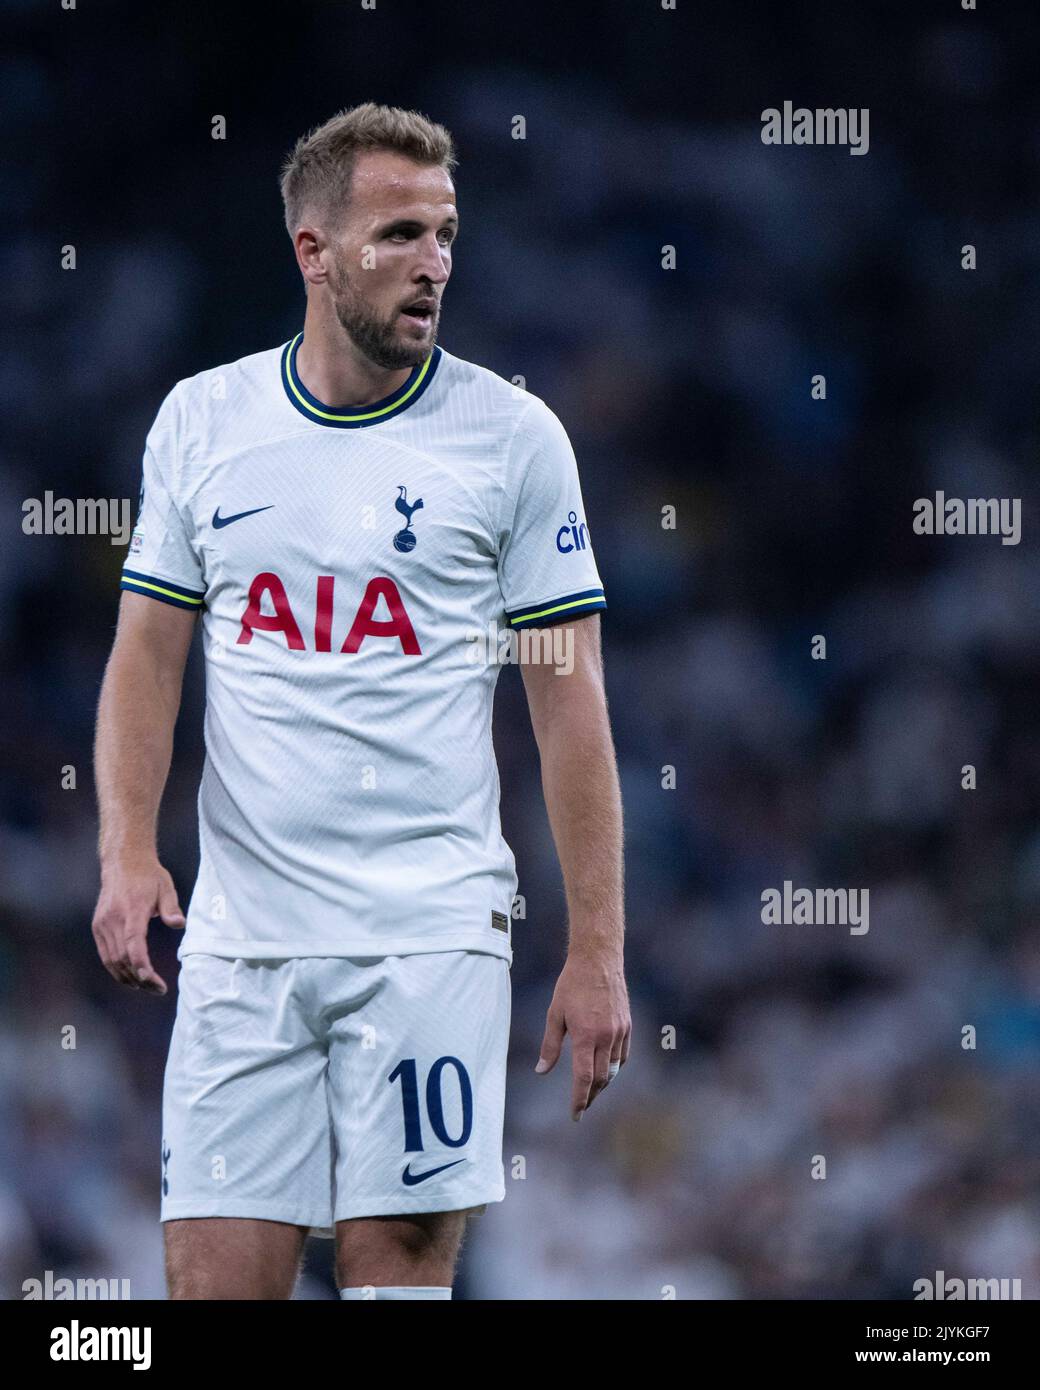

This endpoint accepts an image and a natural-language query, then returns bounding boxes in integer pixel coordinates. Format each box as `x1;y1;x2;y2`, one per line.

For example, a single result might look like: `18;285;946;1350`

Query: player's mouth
400;298;436;328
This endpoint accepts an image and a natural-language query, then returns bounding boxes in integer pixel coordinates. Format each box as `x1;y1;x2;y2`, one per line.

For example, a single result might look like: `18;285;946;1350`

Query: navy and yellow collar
280;333;441;429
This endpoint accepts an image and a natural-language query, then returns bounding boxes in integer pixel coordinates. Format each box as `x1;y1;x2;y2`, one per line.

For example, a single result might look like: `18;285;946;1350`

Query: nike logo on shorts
401;1158;466;1186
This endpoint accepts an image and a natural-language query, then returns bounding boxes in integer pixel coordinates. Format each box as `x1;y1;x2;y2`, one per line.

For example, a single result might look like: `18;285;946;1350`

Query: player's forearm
95;644;182;868
535;683;625;963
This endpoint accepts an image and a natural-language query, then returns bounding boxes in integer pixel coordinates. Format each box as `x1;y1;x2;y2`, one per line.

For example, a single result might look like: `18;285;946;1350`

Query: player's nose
413;235;450;284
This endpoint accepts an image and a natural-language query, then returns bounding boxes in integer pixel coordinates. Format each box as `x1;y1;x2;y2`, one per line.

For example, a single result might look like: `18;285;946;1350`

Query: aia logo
393;485;423;553
237;574;421;654
556;510;590;553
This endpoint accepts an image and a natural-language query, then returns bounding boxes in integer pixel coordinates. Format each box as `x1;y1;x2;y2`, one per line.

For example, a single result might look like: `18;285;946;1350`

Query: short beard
328;254;435;371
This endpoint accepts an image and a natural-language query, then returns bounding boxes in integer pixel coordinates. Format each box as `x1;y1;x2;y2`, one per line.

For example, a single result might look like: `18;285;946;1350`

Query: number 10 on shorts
389;1056;473;1151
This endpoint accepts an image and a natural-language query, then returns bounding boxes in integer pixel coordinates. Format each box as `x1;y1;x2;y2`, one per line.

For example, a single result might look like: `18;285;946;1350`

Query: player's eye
384;226;454;246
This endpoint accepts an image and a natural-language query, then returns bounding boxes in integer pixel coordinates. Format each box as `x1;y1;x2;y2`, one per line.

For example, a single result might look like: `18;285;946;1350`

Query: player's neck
295;302;412;407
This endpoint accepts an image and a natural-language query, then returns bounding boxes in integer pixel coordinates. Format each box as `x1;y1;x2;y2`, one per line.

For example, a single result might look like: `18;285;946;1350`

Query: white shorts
160;950;511;1236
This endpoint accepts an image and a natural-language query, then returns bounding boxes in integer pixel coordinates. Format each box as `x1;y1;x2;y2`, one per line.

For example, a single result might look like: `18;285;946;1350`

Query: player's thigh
164;1217;308;1299
161;955;335;1234
327;950;511;1223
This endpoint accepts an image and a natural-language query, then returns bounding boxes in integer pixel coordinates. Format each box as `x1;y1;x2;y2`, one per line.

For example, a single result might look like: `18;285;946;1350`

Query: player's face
326;151;457;371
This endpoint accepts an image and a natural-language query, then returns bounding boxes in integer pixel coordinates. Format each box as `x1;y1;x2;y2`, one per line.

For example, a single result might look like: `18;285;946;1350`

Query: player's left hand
535;951;631;1120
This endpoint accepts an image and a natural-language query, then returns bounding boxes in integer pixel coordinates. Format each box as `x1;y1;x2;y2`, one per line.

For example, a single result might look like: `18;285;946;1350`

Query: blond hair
279;102;457;235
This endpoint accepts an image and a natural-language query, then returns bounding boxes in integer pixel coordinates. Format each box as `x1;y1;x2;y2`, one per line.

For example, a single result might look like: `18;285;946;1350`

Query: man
92;102;629;1301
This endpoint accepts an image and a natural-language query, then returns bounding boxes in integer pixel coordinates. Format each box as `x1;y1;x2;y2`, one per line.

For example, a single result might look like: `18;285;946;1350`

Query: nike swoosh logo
212;505;274;529
401;1159;466;1186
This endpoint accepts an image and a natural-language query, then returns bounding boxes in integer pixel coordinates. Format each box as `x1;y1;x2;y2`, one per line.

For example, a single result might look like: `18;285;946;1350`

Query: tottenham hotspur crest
393;485;423;552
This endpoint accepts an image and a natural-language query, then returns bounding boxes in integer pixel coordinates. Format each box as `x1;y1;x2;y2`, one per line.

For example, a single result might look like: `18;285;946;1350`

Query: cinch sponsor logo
50;1320;151;1370
237;573;421;654
556;510;590;553
23;1272;131;1300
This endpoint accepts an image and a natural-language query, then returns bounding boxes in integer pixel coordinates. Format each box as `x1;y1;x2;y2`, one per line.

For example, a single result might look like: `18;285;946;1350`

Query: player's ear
294;226;327;285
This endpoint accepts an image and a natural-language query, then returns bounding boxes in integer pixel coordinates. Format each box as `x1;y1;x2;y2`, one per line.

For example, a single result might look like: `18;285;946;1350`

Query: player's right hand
91;858;186;995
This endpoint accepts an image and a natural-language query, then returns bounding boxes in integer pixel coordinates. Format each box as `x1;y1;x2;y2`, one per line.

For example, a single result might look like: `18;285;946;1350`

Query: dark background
2;0;1039;1298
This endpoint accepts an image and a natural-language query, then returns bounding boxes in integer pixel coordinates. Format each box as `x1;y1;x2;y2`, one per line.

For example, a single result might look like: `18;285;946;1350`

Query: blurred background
2;0;1039;1299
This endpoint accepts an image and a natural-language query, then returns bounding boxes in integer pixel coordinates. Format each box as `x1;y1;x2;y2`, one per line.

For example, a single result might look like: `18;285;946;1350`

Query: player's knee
336;1212;465;1286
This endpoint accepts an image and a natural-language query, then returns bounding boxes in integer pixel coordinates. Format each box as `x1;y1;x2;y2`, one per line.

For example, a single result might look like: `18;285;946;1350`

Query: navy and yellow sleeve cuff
505;588;606;629
121;569;205;611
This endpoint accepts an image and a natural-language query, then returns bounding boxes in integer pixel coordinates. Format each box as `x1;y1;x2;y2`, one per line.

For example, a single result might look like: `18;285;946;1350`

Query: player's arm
92;590;196;995
519;614;630;1119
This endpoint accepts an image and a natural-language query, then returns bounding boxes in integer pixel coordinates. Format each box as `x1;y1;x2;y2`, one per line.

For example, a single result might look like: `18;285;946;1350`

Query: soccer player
91;103;629;1301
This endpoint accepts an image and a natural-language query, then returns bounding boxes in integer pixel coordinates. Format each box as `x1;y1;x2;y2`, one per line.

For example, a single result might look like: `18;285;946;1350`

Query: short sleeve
120;388;206;611
498;399;607;629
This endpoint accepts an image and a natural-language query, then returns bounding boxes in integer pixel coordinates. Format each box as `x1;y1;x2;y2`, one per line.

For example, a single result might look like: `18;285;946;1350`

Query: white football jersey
121;334;606;963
